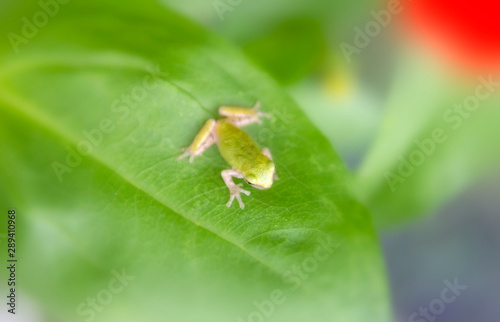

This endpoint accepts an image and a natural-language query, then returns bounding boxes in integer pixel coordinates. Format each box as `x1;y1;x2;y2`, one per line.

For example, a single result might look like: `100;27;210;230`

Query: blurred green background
1;0;499;321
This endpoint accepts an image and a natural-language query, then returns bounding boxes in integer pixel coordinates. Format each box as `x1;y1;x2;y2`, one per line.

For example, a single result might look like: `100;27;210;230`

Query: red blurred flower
401;0;500;74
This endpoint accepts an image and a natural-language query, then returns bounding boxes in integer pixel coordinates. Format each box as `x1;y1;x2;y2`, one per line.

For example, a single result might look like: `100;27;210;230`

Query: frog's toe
235;195;245;209
177;148;190;161
226;195;235;208
177;147;198;163
236;183;251;196
227;184;250;209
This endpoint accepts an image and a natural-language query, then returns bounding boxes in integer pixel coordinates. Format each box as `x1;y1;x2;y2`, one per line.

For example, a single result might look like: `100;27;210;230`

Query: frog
177;101;278;209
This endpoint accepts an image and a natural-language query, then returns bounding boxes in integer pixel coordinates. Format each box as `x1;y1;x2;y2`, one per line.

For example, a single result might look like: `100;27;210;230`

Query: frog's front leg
219;101;270;128
177;119;217;163
221;169;251;209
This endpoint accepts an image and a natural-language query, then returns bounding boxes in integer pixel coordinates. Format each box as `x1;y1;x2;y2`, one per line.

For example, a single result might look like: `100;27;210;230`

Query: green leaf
0;1;390;321
355;55;500;227
162;0;376;42
161;0;375;85
243;18;326;85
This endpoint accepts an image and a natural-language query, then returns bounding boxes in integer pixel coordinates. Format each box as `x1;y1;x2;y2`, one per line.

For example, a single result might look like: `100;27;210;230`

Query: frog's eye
245;174;257;184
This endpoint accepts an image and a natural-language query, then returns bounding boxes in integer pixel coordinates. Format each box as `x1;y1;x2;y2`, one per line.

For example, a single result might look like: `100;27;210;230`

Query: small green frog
178;102;278;209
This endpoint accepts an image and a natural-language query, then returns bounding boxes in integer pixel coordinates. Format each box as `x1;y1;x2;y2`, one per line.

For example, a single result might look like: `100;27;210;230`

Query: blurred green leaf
161;0;376;42
355;55;500;227
243;18;326;85
160;0;376;85
0;1;389;321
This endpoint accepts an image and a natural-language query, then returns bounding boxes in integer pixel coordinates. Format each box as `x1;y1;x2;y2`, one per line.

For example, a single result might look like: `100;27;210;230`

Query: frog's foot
252;101;271;122
222;169;250;209
177;147;196;163
227;183;251;209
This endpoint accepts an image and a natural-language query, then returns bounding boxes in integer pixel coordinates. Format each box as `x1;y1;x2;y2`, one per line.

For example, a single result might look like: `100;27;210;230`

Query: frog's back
216;120;263;170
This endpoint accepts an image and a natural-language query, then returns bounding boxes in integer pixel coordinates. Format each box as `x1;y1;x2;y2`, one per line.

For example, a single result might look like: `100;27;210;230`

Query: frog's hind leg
221;169;251;209
219;101;270;128
178;119;217;163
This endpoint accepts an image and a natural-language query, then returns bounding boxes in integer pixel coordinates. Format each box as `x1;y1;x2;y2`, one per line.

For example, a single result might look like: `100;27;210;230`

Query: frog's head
244;159;276;190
